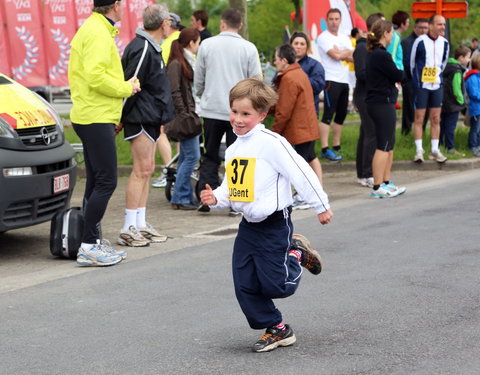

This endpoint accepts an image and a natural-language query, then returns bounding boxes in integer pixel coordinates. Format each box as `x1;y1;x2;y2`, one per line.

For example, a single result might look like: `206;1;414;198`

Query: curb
75;158;480;178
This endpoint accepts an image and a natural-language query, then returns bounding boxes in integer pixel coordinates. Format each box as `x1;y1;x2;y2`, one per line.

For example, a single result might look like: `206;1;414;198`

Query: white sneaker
429;150;447;163
292;193;310;210
76;245;123;266
138;223;167;243
413;149;425;163
151;174;167;188
386;181;406;196
117;225;150;247
98;239;127;260
357;177;374;188
371;183;400;198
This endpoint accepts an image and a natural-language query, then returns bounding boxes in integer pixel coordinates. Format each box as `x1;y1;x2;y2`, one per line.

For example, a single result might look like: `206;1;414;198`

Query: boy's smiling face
230;98;267;136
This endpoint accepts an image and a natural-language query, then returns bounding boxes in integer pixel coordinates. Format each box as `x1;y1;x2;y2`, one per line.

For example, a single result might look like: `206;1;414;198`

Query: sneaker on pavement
117;225;150;247
197;204;210;213
292;193;311;210
292;233;323;275
99;239;127;260
252;324;296;353
139;222;168;243
76;245;123;266
429;150;447;163
371;183;399;199
357;177;374;188
386;181;406;196
413;149;425;163
321;148;342;162
228;208;242;217
151;174;167;188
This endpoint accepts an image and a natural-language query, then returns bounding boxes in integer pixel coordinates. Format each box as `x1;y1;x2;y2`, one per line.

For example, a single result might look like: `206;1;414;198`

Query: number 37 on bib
226;157;256;202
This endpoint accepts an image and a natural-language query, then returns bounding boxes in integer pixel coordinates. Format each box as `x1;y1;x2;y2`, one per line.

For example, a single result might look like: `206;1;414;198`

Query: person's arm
353;43;367;82
272;77;299;135
452;71;465;105
327;46;353;62
167;61;187;114
83;32;133;98
466;75;480;101
248;48;263;79
380;50;404;83
194;45;206;97
308;59;326;95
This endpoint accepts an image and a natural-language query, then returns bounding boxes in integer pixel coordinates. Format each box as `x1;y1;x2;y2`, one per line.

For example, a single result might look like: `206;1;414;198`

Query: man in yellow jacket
68;0;140;267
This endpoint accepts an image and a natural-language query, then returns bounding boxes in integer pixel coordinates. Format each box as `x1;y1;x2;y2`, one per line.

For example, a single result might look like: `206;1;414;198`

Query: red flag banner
127;0;156;32
0;3;12;76
3;0;48;86
115;0;132;56
43;0;77;86
74;0;92;28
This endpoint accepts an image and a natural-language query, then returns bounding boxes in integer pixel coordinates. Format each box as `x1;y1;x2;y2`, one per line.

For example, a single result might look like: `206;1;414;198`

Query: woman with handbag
165;28;202;210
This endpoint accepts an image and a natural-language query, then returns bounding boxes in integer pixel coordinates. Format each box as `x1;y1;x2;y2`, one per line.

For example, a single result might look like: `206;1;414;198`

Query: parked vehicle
0;73;77;233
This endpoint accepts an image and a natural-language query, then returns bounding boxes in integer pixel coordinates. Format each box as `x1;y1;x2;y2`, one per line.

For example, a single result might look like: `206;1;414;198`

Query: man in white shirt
316;8;353;162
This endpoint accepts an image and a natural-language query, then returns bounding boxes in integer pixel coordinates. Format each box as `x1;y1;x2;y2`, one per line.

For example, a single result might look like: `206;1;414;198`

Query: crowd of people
67;0;479;352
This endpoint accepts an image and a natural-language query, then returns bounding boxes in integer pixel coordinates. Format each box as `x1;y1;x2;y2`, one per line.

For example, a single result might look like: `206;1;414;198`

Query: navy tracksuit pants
233;213;302;329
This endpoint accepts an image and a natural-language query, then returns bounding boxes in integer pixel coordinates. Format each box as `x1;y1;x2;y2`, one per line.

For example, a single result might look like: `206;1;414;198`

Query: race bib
421;67;437;83
226;157;256;202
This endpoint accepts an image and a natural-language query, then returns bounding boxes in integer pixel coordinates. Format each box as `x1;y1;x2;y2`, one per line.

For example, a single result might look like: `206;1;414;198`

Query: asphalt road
1;169;479;374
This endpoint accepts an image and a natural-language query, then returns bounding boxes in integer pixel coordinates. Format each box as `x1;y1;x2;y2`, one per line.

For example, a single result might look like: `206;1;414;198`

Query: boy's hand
317;209;333;225
200;184;217;206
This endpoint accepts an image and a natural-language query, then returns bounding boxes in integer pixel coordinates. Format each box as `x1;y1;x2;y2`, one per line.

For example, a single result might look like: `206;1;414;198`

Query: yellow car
0;73;77;232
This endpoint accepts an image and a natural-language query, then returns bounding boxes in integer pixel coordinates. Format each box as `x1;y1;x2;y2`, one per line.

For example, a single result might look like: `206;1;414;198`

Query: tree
229;0;248;39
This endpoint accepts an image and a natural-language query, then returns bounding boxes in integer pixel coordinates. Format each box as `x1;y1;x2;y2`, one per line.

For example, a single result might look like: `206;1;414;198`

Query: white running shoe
76;245;123;266
117;225;150;247
138;223;167;243
413;149;425;163
371;183;400;199
429;150;447;163
357;177;374;188
386;181;406;196
99;239;127;260
151;174;167;188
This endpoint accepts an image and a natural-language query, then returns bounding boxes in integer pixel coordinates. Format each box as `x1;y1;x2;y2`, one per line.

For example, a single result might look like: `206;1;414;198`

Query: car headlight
0;114;16;139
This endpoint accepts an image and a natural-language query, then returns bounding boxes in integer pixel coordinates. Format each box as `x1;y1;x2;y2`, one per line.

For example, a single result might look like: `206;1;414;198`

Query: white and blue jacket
410;33;449;90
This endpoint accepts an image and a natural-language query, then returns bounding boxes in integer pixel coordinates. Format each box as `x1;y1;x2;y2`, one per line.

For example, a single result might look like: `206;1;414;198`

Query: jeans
469;115;480;150
440;111;459;150
171;136;200;204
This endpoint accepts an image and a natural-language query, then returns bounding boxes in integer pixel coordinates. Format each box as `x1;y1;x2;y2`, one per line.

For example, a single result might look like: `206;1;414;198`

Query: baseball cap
169;13;182;28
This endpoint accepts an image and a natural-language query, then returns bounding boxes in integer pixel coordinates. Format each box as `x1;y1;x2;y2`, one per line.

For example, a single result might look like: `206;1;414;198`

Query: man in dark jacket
117;4;175;247
401;18;428;135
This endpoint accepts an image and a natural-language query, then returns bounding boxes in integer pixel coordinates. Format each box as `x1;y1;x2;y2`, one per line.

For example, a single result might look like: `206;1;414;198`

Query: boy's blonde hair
471;55;480;70
229;78;278;114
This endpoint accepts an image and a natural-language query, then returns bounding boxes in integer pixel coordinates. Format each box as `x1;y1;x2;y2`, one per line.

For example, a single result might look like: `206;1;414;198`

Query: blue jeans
171;136;200;204
440;111;459;150
469;115;480;150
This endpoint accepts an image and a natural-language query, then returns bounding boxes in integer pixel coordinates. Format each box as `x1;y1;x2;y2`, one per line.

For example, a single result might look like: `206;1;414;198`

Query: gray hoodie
194;31;262;121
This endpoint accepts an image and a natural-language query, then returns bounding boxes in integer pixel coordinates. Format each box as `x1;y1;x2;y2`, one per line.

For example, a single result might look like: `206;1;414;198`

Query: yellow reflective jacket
68;12;132;125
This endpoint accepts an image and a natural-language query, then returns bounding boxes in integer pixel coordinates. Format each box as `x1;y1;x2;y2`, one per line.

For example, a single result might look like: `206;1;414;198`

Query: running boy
200;78;333;353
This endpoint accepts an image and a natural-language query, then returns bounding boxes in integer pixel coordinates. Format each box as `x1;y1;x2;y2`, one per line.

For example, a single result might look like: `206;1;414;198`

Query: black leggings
72;123;117;244
367;103;396;152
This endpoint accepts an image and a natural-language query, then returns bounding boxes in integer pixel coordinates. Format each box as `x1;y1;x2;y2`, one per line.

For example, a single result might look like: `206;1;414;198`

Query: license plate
53;173;70;194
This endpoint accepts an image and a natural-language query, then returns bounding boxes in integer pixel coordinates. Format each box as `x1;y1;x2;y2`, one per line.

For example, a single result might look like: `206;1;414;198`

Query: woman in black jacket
366;19;406;198
166;28;202;210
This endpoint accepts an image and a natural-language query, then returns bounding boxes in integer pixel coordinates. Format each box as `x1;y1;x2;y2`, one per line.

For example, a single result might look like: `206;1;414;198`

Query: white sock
431;139;439;153
136;207;146;229
80;243;95;251
415;139;423;152
122;209;137;232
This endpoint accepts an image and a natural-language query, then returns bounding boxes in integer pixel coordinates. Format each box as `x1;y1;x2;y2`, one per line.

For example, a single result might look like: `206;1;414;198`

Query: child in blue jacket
465;55;480;156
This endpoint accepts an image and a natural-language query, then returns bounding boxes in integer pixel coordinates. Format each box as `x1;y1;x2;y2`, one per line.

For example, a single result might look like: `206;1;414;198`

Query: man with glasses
68;0;140;266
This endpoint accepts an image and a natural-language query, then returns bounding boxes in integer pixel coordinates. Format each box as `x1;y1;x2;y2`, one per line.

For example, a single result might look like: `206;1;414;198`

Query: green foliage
248;0;295;59
175;0;193;24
